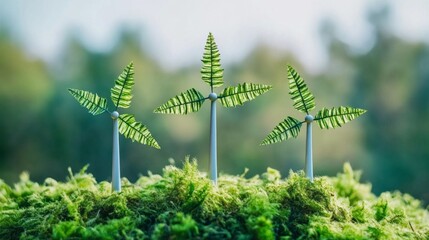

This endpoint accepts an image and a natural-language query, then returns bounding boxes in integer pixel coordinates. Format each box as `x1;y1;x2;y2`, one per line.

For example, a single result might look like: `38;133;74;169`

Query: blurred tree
320;6;429;203
0;28;53;181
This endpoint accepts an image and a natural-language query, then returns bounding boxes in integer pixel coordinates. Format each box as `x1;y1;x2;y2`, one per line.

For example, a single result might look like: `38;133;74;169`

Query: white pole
208;93;218;185
305;114;314;182
111;111;121;192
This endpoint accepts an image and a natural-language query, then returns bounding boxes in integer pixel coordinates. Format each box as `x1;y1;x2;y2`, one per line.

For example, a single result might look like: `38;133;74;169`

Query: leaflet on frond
287;65;315;114
118;114;160;149
154;88;206;114
261;117;303;145
315;106;366;129
111;62;134;109
219;83;272;107
68;88;107;115
201;33;224;89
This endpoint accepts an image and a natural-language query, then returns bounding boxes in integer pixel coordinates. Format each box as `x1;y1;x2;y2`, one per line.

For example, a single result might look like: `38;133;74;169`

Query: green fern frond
154;88;206;114
287;65;315;114
111;62;134;109
219;83;272;107
315;106;366;129
201;33;224;89
261;117;303;145
118;114;160;149
68;88;107;115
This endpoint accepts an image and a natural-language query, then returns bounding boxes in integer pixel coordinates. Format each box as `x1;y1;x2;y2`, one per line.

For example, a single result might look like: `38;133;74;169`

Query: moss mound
1;159;428;239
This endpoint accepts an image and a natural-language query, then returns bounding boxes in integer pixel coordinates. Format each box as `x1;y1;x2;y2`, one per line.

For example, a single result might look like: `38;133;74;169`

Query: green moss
1;160;428;239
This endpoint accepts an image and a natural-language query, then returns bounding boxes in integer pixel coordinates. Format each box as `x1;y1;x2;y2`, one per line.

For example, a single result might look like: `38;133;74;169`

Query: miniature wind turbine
69;62;160;192
155;33;272;184
261;65;366;181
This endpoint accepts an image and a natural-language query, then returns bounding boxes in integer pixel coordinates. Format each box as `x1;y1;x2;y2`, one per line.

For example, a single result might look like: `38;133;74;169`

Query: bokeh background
1;1;428;204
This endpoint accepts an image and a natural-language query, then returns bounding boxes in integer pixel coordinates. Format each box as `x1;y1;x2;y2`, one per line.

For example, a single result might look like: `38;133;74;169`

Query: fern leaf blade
261;117;303;145
315;106;366;129
68;88;107;115
287;65;315;114
111;62;134;109
118;114;160;149
219;83;272;107
154;88;206;114
201;33;224;88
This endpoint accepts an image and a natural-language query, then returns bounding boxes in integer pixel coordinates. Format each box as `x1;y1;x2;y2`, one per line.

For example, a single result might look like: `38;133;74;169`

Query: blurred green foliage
0;8;428;204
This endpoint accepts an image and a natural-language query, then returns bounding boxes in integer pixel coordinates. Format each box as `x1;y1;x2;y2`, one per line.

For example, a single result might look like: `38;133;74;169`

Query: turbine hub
208;92;218;101
305;114;314;123
111;111;120;120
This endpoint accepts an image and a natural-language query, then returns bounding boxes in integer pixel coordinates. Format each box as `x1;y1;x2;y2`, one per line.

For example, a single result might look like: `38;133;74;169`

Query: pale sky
1;0;428;73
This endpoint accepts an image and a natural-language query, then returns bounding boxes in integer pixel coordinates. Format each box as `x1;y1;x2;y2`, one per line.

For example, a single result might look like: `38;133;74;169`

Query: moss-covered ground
1;159;428;239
